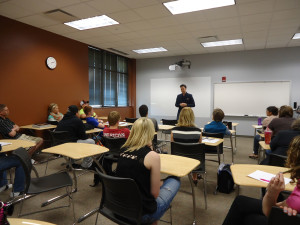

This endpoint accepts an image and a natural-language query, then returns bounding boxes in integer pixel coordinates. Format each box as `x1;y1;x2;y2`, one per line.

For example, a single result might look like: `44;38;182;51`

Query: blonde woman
48;103;63;123
116;118;180;225
171;107;202;143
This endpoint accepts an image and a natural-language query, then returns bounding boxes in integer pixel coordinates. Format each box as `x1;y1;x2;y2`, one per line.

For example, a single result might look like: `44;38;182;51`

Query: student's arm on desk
262;173;285;217
8;125;19;137
144;150;160;199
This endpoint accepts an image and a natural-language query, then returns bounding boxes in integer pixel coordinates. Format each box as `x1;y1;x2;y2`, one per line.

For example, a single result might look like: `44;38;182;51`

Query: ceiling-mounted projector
169;59;191;71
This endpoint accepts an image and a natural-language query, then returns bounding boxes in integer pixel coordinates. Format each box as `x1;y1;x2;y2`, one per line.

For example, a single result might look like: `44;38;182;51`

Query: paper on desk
202;138;219;144
248;170;291;185
0;142;12;146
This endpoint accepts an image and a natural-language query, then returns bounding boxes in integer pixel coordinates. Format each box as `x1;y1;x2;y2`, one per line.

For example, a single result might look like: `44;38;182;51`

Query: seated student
268;105;295;137
103;111;130;138
222;135;300;225
139;105;159;132
56;105;95;169
84;106;105;129
171;107;202;183
0;145;25;197
0;104;43;157
79;100;97;119
47;103;63;124
204;108;231;135
250;106;278;159
116;118;180;225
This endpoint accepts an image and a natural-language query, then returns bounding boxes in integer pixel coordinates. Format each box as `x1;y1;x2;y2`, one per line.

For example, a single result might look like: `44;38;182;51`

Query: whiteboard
150;77;211;117
214;81;291;117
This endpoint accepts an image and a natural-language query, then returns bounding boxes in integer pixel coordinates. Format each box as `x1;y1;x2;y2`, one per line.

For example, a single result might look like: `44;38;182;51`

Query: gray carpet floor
1;135;261;225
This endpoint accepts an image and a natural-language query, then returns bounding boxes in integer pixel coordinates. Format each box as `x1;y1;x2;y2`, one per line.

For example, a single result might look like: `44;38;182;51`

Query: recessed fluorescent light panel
132;47;167;54
201;39;243;47
292;33;300;39
163;0;235;15
64;15;119;30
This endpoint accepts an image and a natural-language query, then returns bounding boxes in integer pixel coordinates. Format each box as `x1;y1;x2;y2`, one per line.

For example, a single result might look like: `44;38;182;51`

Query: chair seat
28;172;73;194
103;153;118;162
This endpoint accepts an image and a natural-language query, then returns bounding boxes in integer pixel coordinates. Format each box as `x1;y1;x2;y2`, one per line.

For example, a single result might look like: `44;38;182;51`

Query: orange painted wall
0;16;136;126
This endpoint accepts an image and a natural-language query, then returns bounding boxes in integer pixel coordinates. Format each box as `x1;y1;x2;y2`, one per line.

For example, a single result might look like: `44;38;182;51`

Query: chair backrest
102;136;127;155
171;142;205;172
269;153;287;167
96;170;143;225
12;148;32;194
202;132;224;154
161;119;177;126
49;130;72;146
268;206;300;225
125;117;138;123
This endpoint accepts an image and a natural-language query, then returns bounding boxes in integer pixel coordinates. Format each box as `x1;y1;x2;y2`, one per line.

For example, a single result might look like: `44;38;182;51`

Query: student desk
85;128;102;134
160;154;200;225
231;123;238;152
8;218;56;225
20;124;57;130
0;139;35;153
231;164;295;195
252;125;263;136
258;141;270;163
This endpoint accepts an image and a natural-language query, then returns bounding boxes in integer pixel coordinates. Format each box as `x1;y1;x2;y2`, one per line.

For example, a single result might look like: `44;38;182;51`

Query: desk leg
230;135;234;163
188;173;197;225
234;126;237;152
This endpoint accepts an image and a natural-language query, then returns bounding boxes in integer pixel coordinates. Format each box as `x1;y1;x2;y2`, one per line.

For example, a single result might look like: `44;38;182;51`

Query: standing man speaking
175;84;195;120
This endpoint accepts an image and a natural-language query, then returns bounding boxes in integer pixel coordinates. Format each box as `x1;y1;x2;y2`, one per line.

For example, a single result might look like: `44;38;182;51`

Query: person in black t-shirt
175;84;195;120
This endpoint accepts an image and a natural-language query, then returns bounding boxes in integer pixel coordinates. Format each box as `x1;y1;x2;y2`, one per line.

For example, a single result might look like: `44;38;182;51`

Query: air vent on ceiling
44;9;77;23
107;48;129;56
198;36;218;43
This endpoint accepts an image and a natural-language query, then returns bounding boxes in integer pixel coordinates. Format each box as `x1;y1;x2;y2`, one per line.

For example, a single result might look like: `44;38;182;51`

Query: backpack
217;163;234;194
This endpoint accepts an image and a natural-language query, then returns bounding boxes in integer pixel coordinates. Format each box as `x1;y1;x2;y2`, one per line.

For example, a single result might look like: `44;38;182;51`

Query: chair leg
188;173;196;225
203;173;207;210
95;212;100;225
169;205;172;225
17;194;26;217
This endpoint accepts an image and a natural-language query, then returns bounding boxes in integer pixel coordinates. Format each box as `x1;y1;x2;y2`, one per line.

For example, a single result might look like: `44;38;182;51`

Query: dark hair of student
108;111;120;126
291;118;300;131
266;106;278;116
278;105;293;118
180;84;187;88
0;104;6;112
83;105;92;115
213;108;225;122
139;105;148;117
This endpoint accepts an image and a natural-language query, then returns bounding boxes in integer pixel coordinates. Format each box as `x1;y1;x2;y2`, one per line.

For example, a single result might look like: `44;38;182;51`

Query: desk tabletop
259;141;270;150
98;116;108;120
158;125;175;130
202;137;224;146
8;218;56;225
231;164;295;191
20;124;57;130
0;139;36;152
252;125;263;129
42;143;109;159
160;154;200;177
232;123;239;127
86;128;102;134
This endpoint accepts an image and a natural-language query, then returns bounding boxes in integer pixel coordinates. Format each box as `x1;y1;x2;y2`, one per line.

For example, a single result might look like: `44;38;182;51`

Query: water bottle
264;128;272;145
258;117;262;125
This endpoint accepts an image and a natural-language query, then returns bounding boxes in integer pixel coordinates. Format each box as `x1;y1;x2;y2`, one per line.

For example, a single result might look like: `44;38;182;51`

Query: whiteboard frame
213;81;291;117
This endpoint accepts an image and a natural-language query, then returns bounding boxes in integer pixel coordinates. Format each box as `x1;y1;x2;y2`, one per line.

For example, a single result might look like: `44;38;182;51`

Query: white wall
136;47;300;136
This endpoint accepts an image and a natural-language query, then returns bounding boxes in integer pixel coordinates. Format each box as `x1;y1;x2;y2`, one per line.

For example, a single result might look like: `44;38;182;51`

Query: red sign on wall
222;76;226;82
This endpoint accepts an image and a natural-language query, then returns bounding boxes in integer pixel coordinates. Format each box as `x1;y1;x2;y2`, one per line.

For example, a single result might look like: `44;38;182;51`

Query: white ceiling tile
43;24;77;34
17;14;59;28
238;0;275;16
224;44;245;51
236;0;266;4
87;0;128;14
147;16;178;28
274;0;300;11
117;32;144;40
124;20;155;31
240;13;272;25
0;2;34;19
288;40;300;47
269;19;300;30
213;26;242;36
108;10;142;23
174;13;205;24
103;24;131;34
210;18;240;29
266;41;288;48
62;3;99;19
133;4;170;19
203;5;238;20
272;8;300;22
9;0;56;12
243;30;268;38
44;0;81;8
242;23;269;33
119;0;158;9
268;27;296;37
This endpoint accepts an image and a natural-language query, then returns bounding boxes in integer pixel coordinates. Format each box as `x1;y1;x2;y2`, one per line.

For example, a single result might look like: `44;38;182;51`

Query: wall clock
46;57;57;69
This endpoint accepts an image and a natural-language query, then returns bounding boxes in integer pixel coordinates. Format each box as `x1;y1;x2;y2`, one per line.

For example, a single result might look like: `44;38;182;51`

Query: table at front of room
160;154;200;225
230;164;295;195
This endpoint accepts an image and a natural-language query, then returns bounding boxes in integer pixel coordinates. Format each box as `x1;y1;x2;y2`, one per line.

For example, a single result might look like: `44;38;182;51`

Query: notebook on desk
32;123;52;128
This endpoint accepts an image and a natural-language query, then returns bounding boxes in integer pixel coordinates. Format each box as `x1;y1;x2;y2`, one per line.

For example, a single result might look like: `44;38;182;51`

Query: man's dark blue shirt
175;92;195;119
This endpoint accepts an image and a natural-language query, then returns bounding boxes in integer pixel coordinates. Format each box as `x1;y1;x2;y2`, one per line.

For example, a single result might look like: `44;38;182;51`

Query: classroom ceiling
1;0;300;59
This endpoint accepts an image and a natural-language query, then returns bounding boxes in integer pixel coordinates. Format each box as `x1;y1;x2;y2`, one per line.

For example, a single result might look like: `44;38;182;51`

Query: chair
12;148;75;220
161;119;177;126
269;153;287;167
125;117;138;123
202;132;224;165
101;137;127;174
268;206;300;225
49;130;73;147
171;142;207;210
95;170;172;225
